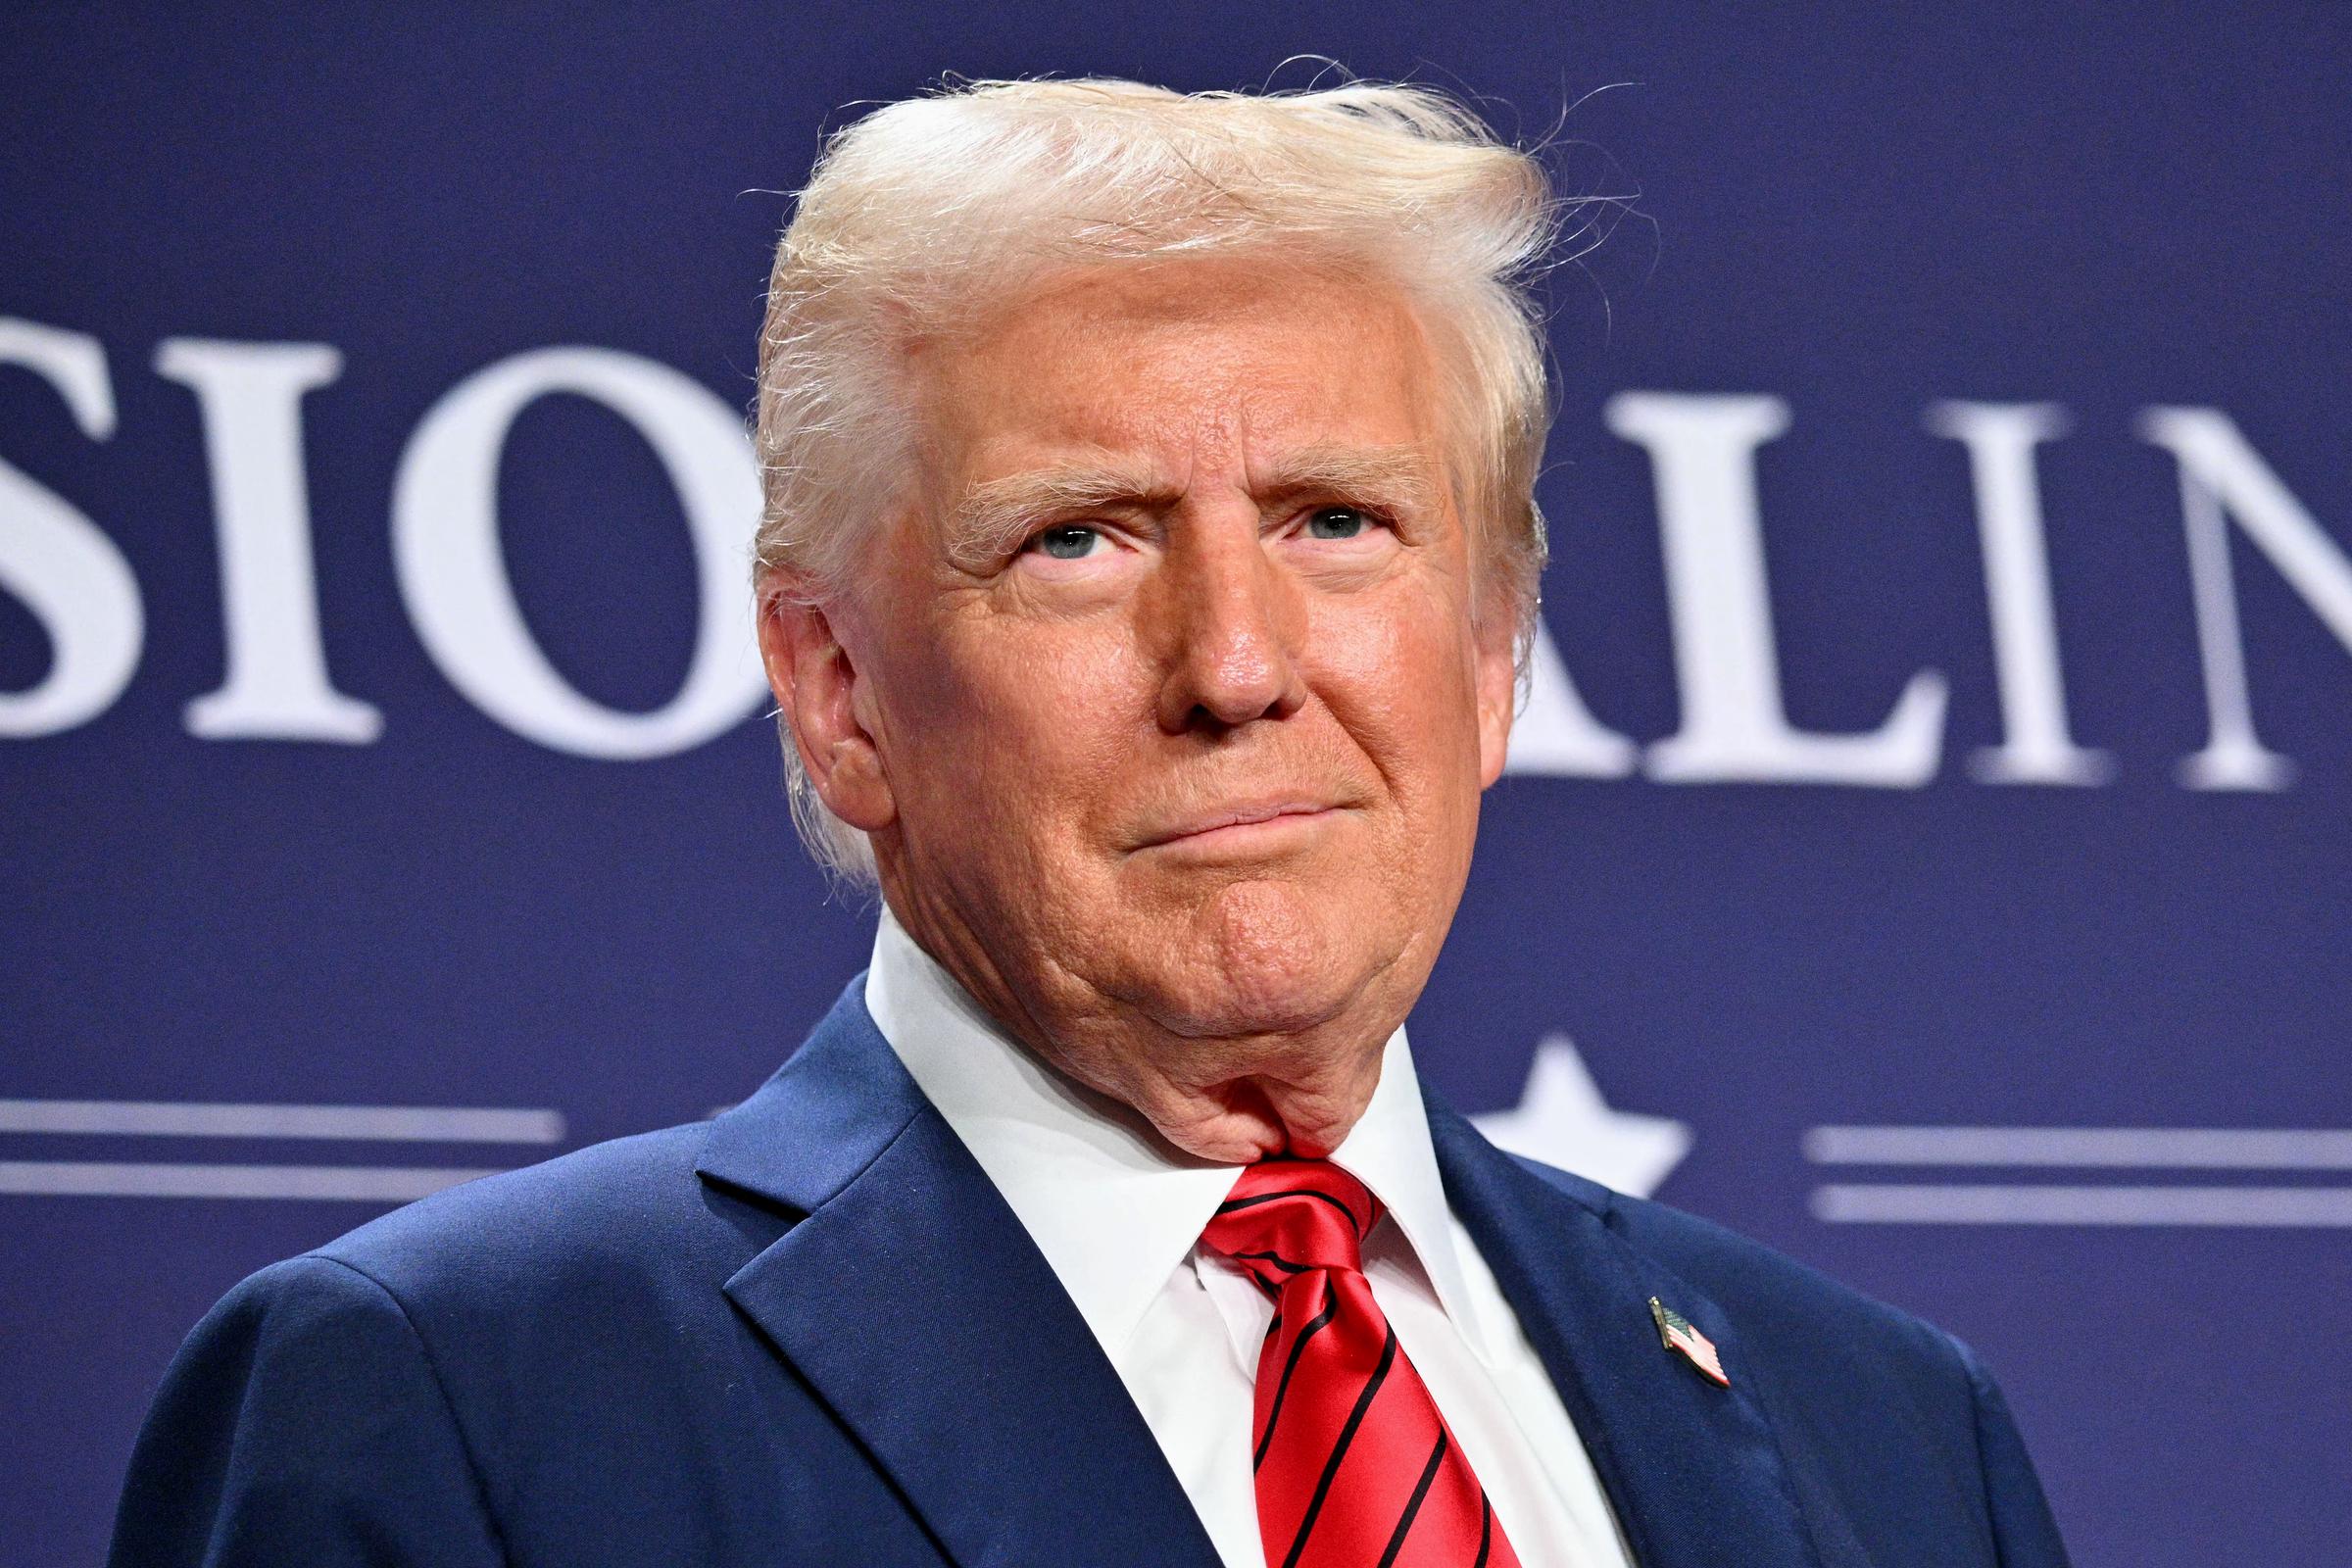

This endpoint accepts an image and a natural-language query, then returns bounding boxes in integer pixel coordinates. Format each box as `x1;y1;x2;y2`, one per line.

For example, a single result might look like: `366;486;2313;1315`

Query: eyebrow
943;443;1444;573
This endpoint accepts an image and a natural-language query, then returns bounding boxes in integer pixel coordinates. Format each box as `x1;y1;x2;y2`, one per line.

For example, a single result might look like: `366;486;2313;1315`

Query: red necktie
1201;1157;1523;1568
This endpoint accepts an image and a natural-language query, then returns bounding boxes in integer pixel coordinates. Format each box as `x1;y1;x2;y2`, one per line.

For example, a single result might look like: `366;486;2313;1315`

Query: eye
1303;505;1375;541
1028;524;1105;561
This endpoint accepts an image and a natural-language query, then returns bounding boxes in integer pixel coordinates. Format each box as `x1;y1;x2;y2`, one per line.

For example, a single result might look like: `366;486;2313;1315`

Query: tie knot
1200;1158;1383;1296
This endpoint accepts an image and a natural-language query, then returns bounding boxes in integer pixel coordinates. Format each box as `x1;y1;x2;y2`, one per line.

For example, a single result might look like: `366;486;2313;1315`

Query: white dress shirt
864;909;1636;1568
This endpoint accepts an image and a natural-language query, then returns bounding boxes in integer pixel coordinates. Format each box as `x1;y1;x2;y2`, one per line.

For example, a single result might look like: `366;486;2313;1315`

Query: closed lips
1141;803;1340;846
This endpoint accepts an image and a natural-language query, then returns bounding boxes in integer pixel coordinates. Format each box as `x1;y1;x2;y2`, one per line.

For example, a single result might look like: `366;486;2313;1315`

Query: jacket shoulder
1509;1154;1975;1383
1505;1158;2074;1564
301;1121;772;1322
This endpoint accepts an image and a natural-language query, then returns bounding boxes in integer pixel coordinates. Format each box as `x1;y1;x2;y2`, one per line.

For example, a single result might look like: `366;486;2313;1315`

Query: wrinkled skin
758;257;1517;1160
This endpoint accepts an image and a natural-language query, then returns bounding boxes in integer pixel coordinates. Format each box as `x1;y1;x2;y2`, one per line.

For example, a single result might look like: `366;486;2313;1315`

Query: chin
1152;877;1391;1040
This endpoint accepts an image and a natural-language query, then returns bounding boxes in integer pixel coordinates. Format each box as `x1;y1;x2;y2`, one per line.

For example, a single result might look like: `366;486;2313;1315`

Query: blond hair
755;76;1565;884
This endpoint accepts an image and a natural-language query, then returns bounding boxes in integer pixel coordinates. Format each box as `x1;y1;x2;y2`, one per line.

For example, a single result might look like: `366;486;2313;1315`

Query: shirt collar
862;905;1491;1362
1325;1020;1489;1361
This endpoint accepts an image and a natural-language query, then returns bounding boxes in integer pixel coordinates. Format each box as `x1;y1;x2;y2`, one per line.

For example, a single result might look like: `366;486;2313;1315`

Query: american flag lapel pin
1649;1297;1731;1388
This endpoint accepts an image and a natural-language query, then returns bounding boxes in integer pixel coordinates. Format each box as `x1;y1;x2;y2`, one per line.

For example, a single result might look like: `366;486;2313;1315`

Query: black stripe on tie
1376;1429;1448;1568
1215;1187;1366;1230
1229;1250;1312;1274
1280;1323;1398;1568
1254;1293;1340;1469
1472;1494;1494;1568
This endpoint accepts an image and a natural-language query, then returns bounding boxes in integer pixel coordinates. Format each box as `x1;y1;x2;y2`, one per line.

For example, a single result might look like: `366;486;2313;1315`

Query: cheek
1311;588;1489;803
889;617;1145;844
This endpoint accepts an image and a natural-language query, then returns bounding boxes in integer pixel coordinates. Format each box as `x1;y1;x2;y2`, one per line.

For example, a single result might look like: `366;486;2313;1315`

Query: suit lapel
1429;1100;1825;1568
697;981;1220;1568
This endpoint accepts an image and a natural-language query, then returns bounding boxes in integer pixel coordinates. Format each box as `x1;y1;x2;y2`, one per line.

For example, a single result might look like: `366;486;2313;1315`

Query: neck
877;891;1399;1162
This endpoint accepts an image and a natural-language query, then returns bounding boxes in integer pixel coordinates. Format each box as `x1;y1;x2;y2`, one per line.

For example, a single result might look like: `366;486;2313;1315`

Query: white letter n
2138;407;2352;791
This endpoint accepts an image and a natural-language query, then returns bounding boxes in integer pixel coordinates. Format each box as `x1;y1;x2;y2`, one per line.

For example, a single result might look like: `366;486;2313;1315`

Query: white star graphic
1470;1034;1693;1199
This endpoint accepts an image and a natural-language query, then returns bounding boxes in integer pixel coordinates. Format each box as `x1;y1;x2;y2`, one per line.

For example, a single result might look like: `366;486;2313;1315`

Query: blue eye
1032;525;1102;560
1305;506;1369;540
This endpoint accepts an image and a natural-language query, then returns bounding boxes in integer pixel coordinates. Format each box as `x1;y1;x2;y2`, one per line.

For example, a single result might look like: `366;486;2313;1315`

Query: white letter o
391;348;761;759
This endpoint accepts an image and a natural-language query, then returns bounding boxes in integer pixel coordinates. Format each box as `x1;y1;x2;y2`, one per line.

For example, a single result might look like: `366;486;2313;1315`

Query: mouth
1136;801;1347;855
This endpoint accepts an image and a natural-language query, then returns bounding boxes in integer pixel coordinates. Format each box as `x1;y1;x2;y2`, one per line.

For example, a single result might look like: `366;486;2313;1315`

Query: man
112;77;2070;1567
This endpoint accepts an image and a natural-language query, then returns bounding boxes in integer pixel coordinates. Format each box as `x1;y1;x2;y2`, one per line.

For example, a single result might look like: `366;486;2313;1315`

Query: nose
1152;517;1310;735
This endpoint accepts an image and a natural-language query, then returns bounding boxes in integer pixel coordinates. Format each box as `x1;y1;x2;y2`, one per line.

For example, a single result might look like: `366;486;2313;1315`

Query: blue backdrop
5;6;2346;1564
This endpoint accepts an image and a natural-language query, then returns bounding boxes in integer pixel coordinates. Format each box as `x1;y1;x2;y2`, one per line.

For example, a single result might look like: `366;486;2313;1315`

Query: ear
755;571;896;833
1474;612;1518;790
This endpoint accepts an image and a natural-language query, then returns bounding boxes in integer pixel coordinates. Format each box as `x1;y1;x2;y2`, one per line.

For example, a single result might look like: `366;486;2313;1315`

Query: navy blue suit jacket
113;981;2069;1567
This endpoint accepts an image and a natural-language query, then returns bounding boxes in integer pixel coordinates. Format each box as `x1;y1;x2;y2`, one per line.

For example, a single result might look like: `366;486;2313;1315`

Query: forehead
915;257;1444;481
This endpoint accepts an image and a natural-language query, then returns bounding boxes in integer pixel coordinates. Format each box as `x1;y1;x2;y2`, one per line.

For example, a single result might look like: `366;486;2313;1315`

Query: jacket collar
1429;1093;1828;1568
696;978;1222;1568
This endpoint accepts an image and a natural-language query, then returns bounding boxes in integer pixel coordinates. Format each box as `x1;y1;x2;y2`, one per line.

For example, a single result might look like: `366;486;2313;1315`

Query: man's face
773;256;1517;1154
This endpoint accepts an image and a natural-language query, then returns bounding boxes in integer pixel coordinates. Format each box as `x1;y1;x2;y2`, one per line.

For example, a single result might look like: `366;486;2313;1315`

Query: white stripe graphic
0;1099;564;1144
0;1161;505;1201
1803;1125;2352;1169
1812;1183;2352;1227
